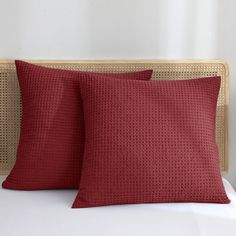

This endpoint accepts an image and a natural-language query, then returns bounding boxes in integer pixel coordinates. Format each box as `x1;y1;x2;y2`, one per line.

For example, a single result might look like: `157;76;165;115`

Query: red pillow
72;75;229;208
2;61;152;190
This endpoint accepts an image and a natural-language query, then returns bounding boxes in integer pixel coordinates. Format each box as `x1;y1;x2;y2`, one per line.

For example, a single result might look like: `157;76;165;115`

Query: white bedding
0;176;236;236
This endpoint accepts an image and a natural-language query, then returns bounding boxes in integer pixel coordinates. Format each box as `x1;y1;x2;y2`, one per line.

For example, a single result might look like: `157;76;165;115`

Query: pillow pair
3;61;230;208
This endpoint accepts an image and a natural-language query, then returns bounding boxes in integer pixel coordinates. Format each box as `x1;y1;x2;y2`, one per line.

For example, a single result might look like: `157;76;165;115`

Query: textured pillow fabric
72;76;229;208
2;61;152;190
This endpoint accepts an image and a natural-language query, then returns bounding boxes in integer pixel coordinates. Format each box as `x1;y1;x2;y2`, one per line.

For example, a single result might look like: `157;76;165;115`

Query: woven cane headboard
0;60;229;174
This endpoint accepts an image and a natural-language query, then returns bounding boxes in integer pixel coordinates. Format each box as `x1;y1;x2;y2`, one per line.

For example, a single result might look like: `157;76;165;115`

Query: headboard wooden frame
0;60;229;174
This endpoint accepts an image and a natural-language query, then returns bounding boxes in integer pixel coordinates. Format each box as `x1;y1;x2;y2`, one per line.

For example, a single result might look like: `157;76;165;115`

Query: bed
0;176;236;236
0;60;235;236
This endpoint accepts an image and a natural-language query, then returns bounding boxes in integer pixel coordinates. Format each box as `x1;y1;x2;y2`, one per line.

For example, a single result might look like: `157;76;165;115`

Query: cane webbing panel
0;60;229;174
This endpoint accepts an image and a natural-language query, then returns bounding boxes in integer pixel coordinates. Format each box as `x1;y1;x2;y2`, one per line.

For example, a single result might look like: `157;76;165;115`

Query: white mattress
0;176;236;236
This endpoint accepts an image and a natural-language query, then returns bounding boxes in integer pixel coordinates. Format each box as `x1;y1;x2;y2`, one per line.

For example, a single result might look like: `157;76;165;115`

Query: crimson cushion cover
72;75;229;208
2;61;152;190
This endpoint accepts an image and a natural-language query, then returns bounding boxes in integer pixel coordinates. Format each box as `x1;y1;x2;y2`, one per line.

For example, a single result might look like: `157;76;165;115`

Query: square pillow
2;61;152;190
72;75;229;208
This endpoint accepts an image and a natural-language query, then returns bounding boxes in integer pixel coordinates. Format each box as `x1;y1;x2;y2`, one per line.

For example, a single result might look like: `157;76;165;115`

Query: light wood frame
0;60;229;174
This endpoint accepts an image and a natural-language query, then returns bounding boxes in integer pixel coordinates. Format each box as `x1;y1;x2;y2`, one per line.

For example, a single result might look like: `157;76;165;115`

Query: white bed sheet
0;176;236;236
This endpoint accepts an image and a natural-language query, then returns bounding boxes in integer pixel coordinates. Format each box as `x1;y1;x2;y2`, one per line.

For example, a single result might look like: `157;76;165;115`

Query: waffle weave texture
72;76;229;208
2;61;152;190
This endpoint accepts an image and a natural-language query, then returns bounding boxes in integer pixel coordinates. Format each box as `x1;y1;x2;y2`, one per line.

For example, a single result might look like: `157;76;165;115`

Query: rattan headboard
0;60;229;174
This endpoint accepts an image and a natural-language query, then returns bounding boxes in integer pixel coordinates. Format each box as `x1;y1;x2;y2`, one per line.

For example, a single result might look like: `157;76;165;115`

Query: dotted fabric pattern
2;61;152;190
73;76;230;208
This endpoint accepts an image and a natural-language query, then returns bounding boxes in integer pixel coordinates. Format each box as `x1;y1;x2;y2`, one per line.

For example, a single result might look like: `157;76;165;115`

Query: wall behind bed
0;0;236;188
